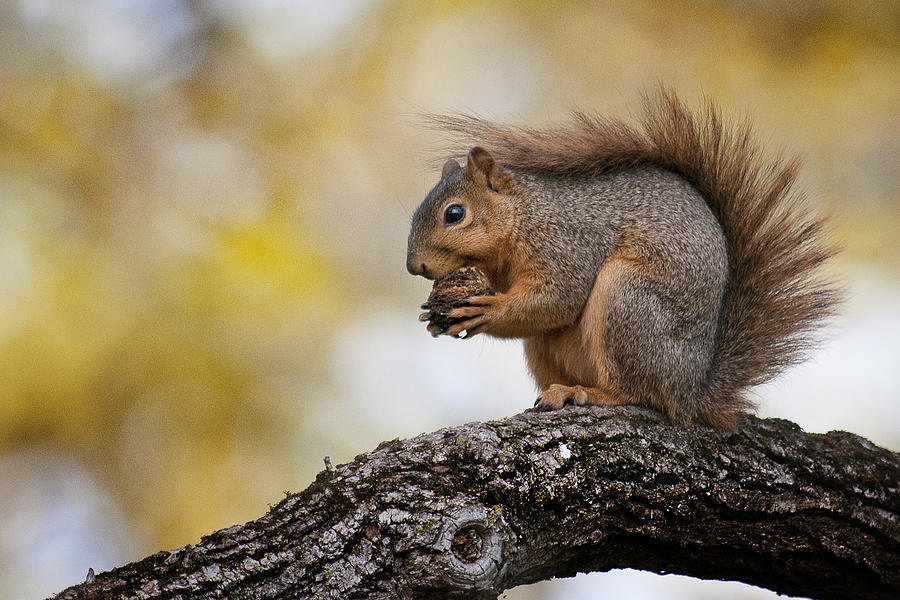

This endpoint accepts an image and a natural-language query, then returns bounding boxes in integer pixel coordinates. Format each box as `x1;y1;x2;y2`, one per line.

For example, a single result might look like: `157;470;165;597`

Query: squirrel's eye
444;204;466;225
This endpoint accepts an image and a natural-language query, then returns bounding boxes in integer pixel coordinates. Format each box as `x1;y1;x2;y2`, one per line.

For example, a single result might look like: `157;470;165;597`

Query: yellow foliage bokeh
0;1;897;599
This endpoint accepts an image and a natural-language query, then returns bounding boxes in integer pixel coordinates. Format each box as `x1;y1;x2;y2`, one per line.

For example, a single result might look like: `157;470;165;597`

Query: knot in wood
451;524;485;563
436;507;511;590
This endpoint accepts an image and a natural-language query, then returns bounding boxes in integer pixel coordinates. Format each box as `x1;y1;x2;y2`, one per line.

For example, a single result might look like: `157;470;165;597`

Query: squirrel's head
407;147;516;280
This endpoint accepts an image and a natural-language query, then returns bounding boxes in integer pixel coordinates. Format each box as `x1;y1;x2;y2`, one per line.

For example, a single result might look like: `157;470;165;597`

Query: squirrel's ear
467;147;495;175
441;159;461;179
466;147;509;193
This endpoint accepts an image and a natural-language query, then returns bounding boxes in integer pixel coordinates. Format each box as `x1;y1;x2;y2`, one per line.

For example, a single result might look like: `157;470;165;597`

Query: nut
422;267;496;332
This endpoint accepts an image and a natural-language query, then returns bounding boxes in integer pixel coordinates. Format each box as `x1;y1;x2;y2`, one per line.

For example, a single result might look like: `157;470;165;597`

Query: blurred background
1;1;897;598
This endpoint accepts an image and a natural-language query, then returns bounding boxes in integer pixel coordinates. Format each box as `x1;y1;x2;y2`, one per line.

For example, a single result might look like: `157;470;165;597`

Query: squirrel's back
511;163;729;315
428;90;841;422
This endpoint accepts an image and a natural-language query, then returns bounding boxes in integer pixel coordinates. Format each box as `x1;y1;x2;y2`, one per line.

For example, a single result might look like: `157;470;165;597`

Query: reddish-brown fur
412;90;841;427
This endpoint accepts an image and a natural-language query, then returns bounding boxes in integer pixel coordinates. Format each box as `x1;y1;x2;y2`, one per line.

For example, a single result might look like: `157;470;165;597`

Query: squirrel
406;90;840;428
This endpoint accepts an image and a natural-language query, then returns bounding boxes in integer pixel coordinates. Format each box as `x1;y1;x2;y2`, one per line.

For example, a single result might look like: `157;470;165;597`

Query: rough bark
52;406;899;600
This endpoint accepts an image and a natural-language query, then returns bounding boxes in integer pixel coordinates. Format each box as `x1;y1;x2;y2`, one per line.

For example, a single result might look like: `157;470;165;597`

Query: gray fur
410;92;840;427
511;166;728;422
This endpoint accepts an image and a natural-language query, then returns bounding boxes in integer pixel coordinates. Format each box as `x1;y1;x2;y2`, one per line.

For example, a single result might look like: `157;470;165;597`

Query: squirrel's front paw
534;384;585;411
442;294;504;338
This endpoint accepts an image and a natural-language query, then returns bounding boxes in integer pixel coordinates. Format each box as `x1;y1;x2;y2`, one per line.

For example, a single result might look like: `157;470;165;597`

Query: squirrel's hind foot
534;383;634;411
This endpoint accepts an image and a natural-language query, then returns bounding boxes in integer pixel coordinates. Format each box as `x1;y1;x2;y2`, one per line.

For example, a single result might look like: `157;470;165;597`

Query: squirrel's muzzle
406;253;428;278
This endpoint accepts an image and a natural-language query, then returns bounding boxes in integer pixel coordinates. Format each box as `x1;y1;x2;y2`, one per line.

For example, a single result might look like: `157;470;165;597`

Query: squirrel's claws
419;311;432;322
534;384;579;411
533;397;553;411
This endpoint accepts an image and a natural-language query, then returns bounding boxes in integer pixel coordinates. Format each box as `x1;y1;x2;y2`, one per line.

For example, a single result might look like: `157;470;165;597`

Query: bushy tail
428;90;842;424
641;91;841;424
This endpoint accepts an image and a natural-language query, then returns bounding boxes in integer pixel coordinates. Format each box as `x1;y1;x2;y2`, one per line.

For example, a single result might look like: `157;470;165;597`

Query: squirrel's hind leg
591;250;719;426
530;254;649;412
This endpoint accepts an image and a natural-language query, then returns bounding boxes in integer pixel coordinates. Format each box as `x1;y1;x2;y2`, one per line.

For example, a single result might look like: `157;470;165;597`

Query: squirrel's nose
406;255;427;277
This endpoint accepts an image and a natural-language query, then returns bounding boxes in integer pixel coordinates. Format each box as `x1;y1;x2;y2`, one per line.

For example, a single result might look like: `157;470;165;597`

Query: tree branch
52;406;900;600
